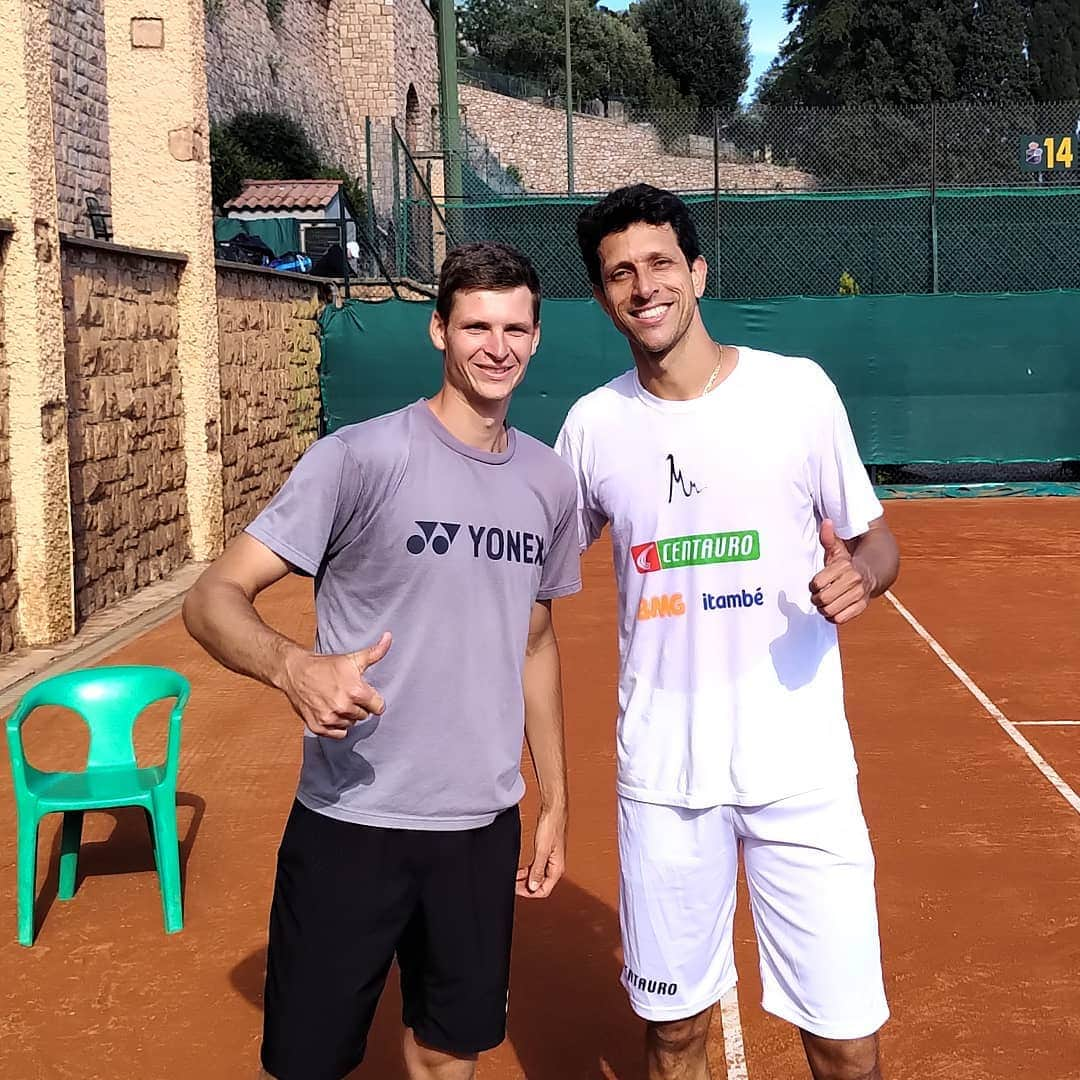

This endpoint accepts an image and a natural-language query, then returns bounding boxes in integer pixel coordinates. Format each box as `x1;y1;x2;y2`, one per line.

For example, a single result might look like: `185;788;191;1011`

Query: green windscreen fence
446;187;1080;299
319;292;1080;467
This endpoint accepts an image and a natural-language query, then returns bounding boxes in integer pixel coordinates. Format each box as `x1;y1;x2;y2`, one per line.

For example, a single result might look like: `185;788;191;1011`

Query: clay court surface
1;497;1078;1079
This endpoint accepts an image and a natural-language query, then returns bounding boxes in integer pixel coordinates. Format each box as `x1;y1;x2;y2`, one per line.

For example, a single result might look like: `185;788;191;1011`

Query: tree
959;0;1032;101
633;0;751;114
209;112;365;216
459;0;657;109
1028;0;1080;100
760;0;973;107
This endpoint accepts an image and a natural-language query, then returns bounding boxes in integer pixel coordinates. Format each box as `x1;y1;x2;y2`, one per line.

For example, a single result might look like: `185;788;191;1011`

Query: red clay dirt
0;497;1077;1079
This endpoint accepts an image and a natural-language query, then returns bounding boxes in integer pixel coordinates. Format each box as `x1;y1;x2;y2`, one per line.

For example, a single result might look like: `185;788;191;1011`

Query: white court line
884;591;1080;817
1014;721;1080;727
720;986;749;1080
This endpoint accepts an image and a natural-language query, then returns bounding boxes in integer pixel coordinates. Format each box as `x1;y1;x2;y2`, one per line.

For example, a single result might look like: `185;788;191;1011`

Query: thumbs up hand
280;631;394;739
809;519;873;626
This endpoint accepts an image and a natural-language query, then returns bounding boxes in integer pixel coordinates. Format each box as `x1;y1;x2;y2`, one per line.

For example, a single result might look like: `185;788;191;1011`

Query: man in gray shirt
183;242;581;1080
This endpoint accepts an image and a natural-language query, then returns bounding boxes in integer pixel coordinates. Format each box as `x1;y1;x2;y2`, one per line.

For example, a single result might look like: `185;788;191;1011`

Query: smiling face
429;285;541;408
594;221;707;357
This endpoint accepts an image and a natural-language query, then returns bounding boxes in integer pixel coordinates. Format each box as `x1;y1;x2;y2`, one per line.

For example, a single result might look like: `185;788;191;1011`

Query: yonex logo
406;521;546;565
631;530;760;574
407;521;461;555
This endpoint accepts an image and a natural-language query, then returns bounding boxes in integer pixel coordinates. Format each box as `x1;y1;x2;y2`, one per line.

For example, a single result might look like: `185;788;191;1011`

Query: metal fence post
391;125;402;274
364;116;375;269
713;109;721;299
930;102;940;294
564;0;574;193
338;182;351;299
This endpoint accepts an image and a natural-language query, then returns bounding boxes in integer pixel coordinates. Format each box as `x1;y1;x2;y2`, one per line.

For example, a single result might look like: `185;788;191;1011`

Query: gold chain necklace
699;343;727;397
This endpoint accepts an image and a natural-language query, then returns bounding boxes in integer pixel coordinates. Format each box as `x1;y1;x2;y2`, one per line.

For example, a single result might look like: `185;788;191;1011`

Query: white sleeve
812;382;883;540
554;410;608;552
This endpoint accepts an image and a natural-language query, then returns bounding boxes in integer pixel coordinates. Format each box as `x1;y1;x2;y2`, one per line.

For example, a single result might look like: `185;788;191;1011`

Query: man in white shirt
555;184;900;1080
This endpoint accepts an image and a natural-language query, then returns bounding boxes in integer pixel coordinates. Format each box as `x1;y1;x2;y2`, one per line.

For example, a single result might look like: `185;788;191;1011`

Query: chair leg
16;814;41;946
149;789;183;934
143;807;159;874
58;810;84;901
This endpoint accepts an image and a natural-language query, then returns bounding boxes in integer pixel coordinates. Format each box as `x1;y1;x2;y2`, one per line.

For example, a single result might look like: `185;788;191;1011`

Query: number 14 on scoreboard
1020;134;1076;171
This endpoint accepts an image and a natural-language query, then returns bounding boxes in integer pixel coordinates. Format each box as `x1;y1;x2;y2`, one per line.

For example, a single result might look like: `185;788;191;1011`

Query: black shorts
260;800;521;1080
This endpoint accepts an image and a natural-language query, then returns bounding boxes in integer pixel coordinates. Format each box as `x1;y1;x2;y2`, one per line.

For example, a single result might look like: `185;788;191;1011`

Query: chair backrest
15;665;190;770
84;195;112;241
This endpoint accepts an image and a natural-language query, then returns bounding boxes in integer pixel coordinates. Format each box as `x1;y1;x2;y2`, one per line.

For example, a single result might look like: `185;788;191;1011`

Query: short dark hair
577;184;702;288
436;241;542;324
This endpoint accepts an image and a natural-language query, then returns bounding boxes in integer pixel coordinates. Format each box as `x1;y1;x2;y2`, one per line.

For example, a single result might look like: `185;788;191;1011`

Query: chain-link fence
362;96;1080;299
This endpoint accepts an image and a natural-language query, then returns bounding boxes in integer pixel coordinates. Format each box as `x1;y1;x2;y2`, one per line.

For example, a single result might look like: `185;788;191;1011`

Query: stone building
47;0;439;238
1;0;326;653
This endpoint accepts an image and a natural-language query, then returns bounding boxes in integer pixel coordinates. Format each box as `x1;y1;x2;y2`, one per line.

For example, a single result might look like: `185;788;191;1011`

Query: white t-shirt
554;347;883;808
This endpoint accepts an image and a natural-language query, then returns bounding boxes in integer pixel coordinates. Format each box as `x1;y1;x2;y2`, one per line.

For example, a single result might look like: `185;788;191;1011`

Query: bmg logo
406;521;461;555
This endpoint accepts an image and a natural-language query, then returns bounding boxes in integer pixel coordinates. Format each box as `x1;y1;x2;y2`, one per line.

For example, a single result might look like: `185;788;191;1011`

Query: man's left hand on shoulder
809;518;878;625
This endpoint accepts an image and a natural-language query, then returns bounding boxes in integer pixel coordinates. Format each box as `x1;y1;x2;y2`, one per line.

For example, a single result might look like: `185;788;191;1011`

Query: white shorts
618;781;889;1040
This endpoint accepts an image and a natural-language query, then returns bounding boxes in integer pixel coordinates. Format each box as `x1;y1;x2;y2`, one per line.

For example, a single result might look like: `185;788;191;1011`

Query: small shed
222;179;359;260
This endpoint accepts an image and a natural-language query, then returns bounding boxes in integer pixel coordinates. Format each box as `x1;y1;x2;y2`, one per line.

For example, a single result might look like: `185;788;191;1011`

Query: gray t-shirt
246;400;582;830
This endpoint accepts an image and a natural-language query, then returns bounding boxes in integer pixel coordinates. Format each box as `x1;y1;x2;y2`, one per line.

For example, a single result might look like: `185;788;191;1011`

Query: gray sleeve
245;435;362;576
537;469;582;601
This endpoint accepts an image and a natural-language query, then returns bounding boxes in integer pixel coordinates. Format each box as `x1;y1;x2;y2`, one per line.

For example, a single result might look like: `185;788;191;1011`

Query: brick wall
50;0;112;235
0;238;19;652
216;266;322;541
460;85;816;193
62;241;191;624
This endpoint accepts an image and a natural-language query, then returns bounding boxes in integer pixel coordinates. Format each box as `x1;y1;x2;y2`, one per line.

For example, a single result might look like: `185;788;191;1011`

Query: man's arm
849;516;900;598
182;533;391;739
810;516;899;625
517;598;568;899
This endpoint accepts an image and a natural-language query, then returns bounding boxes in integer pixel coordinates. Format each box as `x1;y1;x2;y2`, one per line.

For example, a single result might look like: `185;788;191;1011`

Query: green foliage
760;0;974;107
219;112;321;178
1028;0;1080;100
958;0;1032;102
634;0;751;113
209;125;263;209
643;73;701;149
210;111;365;221
838;270;860;295
504;163;524;185
460;0;658;110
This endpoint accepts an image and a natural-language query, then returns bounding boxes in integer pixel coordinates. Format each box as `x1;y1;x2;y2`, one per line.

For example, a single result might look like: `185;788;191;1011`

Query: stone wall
395;0;439;152
50;0;113;235
0;237;19;652
460;85;816;193
62;241;191;624
206;0;440;209
205;0;361;177
216;266;322;541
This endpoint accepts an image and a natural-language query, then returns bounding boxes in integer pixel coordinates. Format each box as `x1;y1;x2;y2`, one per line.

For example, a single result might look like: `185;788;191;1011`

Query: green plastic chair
5;665;190;946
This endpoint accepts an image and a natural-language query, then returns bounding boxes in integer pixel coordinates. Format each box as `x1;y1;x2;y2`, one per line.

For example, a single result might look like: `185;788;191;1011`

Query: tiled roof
223;179;341;212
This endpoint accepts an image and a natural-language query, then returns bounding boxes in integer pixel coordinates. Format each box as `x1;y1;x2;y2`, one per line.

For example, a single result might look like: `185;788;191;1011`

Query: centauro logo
631;530;760;574
624;966;678;996
636;593;686;621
